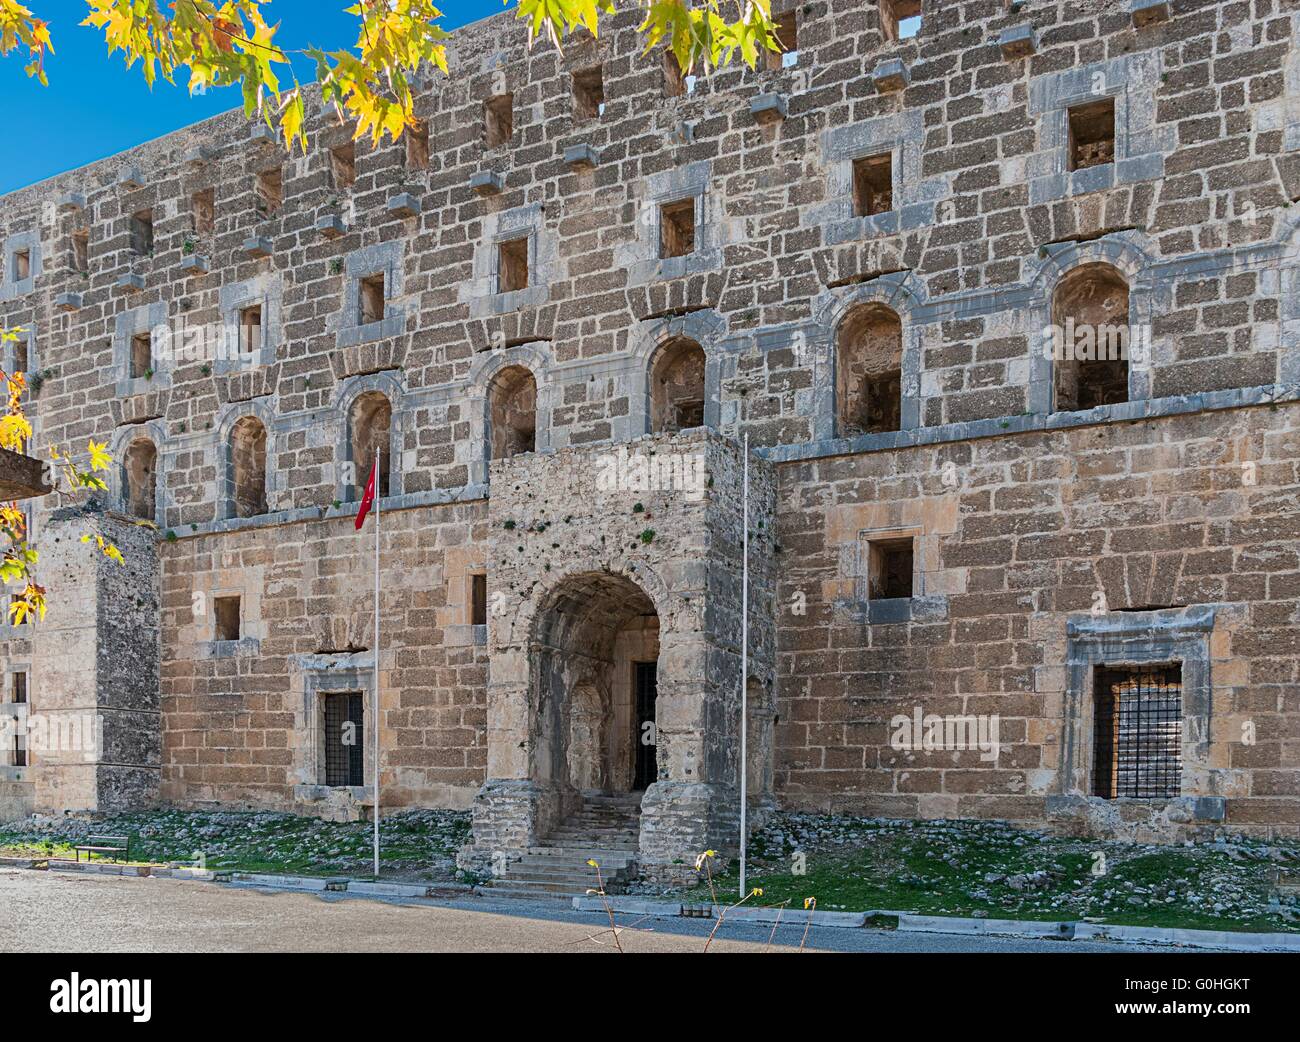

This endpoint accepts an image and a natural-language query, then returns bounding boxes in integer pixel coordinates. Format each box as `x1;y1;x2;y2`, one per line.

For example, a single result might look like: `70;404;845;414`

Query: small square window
766;11;799;70
659;199;696;258
1068;97;1116;171
239;305;262;354
406;120;430;169
484;94;514;148
192;189;215;235
331;143;357;189
497;237;529;293
12;672;27;704
71;229;89;273
853;153;894;217
880;0;922;41
12;248;30;281
130;209;154;255
868;537;913;600
470;573;488;627
359;274;385;325
130;333;152;379
1092;663;1182;799
214;595;241;641
256;167;283;215
573;66;605;121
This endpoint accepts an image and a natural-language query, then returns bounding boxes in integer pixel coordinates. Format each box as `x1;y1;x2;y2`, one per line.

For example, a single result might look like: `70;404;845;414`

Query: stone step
520;847;637;862
559;813;638;821
501;868;623;885
522;848;637;864
546;827;639;837
485;877;621;896
547;835;638;844
571;811;639;819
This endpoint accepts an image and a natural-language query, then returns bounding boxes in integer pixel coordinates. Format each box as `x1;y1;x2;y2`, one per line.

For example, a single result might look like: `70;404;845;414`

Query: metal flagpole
372;445;381;880
739;432;749;900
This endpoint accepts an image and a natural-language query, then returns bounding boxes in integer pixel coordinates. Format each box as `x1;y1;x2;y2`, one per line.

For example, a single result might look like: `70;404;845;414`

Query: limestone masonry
1;0;1298;881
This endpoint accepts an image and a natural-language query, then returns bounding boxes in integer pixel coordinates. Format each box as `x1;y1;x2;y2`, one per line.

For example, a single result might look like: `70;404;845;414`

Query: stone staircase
485;793;642;900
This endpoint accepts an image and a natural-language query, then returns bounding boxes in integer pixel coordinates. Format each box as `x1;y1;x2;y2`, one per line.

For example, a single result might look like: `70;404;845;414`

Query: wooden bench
74;835;130;863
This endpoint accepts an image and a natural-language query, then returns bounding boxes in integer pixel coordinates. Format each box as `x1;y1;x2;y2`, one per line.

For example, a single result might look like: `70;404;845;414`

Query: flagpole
372;445;381;880
739;432;749;900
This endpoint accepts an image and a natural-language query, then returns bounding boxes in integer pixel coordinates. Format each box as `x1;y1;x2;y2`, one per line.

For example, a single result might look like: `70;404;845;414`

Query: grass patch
0;808;471;881
674;815;1300;935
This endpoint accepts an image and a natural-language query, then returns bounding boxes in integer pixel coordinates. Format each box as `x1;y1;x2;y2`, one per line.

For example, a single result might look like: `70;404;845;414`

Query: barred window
323;692;364;787
1092;664;1182;799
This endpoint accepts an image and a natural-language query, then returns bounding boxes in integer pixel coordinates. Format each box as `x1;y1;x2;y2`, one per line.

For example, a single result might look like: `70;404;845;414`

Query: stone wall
0;0;1297;846
773;401;1300;840
158;502;489;814
30;511;159;815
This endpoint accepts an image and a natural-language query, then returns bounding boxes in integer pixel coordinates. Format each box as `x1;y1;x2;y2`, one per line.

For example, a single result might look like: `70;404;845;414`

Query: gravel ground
0;869;1174;953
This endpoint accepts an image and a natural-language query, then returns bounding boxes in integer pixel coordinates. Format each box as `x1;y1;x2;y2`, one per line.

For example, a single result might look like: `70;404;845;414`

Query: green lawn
678;816;1300;935
0;808;471;880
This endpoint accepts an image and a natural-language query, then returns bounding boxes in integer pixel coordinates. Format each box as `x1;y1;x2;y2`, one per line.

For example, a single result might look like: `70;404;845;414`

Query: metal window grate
1092;664;1182;799
323;693;364;787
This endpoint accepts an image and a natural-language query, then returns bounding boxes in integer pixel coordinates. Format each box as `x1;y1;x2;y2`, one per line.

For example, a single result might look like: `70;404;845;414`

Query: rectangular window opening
323;692;364;787
1092;663;1182;800
1069;97;1116;171
573;66;605;120
853;153;894;217
191;189;215;235
868;537;914;600
13;248;30;281
766;11;799;69
71;229;89;273
663;52;689;97
130;209;154;255
12;672;27;704
659;199;696;259
406;120;430;169
881;0;922;41
359;273;385;325
497;237;529;293
484;94;514;148
470;573;488;627
331;143;357;189
130;333;152;379
214;595;241;642
255;167;283;216
239;305;262;354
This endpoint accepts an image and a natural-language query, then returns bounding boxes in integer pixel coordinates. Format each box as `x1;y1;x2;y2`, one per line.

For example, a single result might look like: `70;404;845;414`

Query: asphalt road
0;868;1168;953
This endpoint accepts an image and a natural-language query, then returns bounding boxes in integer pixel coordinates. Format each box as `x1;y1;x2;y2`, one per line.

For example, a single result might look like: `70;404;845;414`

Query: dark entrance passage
634;661;658;790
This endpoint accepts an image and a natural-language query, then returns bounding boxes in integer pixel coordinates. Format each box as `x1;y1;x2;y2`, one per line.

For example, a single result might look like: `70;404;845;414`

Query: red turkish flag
354;458;378;531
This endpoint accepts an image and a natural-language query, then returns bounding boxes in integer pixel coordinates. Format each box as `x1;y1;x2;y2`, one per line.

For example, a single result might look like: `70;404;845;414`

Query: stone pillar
30;510;160;814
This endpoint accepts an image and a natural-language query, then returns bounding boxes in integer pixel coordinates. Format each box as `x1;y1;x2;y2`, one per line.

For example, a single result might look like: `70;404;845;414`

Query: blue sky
0;1;503;195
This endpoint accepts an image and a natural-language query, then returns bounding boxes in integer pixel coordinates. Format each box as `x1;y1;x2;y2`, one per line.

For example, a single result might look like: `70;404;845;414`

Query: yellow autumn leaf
0;412;31;451
87;439;112;472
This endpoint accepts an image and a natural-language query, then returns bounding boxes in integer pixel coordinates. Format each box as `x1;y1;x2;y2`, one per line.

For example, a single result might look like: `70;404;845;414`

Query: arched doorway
530;571;660;804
